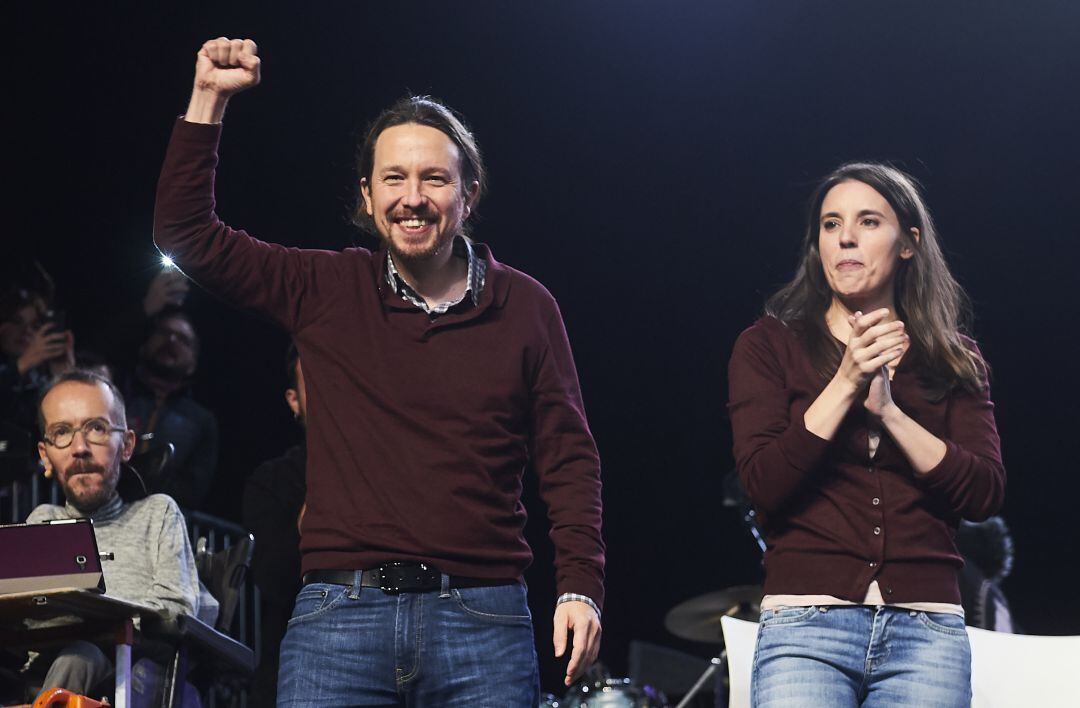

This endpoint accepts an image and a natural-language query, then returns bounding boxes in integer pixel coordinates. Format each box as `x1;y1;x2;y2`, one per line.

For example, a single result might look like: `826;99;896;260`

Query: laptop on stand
0;518;106;594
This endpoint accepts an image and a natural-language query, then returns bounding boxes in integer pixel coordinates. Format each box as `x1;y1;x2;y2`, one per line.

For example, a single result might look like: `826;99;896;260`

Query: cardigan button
873;526;881;535
872;497;880;506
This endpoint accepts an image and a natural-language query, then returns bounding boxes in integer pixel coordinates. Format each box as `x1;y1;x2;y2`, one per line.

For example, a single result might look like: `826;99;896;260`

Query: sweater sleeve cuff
558;575;605;613
172;115;223;145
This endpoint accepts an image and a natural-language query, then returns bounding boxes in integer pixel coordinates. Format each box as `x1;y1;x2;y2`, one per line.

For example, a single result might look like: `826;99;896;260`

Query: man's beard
386;235;452;264
382;217;457;265
140;352;189;382
62;459;119;513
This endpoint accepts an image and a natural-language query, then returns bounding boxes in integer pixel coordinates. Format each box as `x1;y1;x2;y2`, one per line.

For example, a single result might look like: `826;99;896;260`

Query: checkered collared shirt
385;235;486;314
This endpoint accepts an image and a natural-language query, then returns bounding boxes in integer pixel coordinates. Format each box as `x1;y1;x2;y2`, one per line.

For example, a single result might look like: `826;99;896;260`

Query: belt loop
348;570;363;600
439;572;451;598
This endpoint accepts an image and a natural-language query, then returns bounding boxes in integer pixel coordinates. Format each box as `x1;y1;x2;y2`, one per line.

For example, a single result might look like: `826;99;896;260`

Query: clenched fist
195;37;260;96
185;37;260;124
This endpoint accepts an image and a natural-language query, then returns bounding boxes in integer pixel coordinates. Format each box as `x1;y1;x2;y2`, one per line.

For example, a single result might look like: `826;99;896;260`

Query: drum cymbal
664;585;762;644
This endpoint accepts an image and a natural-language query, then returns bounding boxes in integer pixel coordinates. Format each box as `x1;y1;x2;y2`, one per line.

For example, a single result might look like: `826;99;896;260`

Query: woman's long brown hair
765;162;987;399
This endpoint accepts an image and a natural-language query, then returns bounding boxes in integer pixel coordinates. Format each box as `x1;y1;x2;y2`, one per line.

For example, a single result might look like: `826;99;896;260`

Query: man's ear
360;178;374;217
38;441;53;478
463;180;480;216
286;388;300;419
120;430;136;463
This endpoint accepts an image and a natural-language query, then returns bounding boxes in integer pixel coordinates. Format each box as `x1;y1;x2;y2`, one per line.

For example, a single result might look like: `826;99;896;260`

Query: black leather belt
302;562;519;594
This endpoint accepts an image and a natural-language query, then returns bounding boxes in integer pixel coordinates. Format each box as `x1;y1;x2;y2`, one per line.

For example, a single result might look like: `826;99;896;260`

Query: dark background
12;0;1079;693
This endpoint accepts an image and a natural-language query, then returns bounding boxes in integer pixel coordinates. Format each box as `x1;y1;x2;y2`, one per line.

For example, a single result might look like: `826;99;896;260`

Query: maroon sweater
728;316;1005;604
154;119;605;607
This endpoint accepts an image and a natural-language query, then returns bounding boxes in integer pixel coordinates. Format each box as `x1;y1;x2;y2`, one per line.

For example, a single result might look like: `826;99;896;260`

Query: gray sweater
27;493;202;618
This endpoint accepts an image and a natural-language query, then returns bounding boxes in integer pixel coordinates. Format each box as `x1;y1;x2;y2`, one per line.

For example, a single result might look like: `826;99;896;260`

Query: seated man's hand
553;600;601;686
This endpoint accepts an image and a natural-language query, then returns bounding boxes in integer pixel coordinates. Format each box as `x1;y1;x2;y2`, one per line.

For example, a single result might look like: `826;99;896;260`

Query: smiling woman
727;162;1006;707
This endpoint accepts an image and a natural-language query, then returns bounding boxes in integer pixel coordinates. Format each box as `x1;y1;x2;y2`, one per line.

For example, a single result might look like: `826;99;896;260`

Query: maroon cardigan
154;119;605;607
728;316;1005;604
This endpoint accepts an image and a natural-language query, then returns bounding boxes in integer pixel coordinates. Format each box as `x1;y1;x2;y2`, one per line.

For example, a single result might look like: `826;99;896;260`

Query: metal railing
185;509;258;708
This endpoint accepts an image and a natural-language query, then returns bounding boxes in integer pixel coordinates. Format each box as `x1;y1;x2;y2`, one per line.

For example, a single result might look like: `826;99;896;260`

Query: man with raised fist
154;37;604;705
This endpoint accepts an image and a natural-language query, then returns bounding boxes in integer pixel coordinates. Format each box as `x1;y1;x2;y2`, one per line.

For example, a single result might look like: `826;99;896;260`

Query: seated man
26;368;204;695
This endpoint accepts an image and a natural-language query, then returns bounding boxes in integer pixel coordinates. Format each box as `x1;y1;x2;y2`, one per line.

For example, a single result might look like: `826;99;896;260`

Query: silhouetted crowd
2;261;218;515
1;259;306;704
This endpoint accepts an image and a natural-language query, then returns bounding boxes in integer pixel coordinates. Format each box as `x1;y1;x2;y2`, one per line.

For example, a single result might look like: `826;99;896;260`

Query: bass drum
561;677;667;707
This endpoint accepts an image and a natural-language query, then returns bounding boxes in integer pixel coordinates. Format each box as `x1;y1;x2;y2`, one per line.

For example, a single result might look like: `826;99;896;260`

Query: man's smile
395;216;434;233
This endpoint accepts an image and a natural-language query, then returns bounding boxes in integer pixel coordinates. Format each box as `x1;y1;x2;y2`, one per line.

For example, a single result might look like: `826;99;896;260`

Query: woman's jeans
277;573;539;707
751;605;971;707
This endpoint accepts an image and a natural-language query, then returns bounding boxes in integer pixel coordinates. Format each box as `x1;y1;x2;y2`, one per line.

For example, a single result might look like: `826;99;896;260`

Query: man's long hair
351;95;485;237
764;162;986;399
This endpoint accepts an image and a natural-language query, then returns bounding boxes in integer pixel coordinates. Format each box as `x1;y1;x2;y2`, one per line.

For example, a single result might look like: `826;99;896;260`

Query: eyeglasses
44;418;126;449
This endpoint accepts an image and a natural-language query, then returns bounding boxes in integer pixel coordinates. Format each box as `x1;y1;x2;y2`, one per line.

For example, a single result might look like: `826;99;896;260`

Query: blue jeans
277;573;539;707
751;605;971;707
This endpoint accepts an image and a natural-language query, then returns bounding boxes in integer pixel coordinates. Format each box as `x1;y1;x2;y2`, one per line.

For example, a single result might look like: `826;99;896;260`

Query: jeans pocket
287;583;349;626
451;584;531;624
917;611;969;637
759;605;819;625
